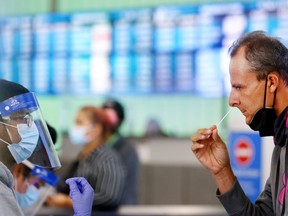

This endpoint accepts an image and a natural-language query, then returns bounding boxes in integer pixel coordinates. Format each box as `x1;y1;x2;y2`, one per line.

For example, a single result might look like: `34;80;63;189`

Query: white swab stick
217;108;232;127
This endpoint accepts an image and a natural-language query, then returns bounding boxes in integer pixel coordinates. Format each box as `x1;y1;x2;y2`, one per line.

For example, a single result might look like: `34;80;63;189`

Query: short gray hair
228;31;288;84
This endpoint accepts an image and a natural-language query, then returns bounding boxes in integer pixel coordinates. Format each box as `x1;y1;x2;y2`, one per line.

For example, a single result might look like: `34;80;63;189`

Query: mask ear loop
272;89;277;107
263;76;268;108
0;120;17;145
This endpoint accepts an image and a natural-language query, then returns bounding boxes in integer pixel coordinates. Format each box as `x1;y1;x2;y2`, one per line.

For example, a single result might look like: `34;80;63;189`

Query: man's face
2;110;32;144
228;47;267;125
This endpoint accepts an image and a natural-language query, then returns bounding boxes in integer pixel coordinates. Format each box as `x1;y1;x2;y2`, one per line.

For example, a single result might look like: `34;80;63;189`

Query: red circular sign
234;139;253;166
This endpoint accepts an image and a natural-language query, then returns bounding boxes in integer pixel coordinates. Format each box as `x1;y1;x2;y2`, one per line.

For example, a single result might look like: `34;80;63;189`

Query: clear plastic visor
0;92;61;169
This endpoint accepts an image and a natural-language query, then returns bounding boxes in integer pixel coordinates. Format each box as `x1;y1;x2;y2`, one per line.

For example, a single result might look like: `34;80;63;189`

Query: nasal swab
217;108;232;127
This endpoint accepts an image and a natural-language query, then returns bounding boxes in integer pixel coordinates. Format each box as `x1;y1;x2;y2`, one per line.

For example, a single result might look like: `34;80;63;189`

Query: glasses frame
1;113;34;128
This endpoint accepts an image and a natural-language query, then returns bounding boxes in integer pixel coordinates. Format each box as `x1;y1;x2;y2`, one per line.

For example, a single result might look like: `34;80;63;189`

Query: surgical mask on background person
248;78;277;137
69;125;91;146
0;121;39;163
15;184;40;208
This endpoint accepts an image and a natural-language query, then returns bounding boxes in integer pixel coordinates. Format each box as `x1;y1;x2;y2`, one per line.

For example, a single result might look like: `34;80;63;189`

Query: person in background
12;163;45;214
102;98;140;205
143;118;168;138
191;31;288;215
12;123;58;215
13;121;95;216
47;105;125;212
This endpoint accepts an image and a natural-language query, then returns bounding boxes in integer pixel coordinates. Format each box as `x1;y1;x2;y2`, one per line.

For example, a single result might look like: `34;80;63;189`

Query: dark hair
47;123;57;143
228;31;288;84
0;79;29;102
0;80;29;169
102;98;125;130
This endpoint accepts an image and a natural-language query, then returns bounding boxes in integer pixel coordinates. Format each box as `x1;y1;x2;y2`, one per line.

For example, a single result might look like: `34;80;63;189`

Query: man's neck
274;84;288;116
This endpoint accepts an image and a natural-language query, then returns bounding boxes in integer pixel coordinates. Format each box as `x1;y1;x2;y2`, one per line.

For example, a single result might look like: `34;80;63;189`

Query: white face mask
0;121;39;163
68;125;91;146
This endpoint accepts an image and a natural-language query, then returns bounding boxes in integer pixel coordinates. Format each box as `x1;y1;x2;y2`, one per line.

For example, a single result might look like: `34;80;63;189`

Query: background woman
46;105;125;212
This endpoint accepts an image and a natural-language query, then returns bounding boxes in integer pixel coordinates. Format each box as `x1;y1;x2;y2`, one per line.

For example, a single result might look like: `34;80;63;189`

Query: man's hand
191;125;235;193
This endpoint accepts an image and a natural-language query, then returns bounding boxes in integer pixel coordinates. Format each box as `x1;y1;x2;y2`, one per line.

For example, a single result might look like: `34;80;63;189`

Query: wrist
66;197;73;207
212;166;236;194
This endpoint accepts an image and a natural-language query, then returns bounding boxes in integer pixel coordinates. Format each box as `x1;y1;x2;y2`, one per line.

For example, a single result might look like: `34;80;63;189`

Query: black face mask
248;107;277;136
248;78;277;137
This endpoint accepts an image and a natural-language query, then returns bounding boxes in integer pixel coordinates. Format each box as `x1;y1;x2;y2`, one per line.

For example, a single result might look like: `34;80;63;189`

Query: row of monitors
0;1;287;96
0;2;287;55
0;49;229;97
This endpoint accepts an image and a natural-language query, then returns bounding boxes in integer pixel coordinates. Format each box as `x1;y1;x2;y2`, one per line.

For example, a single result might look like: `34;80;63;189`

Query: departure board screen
0;1;287;97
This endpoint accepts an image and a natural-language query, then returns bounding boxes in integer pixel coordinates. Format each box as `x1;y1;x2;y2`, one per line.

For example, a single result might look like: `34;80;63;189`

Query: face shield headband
0;92;61;169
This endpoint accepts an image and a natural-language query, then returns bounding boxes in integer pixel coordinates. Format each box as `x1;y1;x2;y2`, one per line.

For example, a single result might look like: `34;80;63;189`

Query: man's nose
228;91;239;107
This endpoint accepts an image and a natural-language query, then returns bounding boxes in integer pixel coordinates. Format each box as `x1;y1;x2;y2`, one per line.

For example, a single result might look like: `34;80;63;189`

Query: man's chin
245;117;252;125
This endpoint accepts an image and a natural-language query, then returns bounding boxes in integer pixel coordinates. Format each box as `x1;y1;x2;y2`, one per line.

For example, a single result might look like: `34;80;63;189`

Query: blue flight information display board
0;1;288;96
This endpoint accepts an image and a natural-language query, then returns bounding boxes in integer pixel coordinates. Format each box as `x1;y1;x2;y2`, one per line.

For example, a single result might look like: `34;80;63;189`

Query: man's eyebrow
231;83;240;87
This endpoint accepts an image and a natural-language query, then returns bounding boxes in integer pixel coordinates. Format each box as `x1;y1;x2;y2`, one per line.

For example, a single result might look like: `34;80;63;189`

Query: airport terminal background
0;0;286;215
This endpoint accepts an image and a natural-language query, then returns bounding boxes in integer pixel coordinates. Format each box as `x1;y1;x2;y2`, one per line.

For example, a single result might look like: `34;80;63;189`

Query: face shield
0;92;61;169
13;161;60;216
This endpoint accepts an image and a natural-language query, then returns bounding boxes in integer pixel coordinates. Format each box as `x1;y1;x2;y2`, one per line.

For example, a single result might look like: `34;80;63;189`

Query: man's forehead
230;68;258;89
230;48;249;69
229;50;258;79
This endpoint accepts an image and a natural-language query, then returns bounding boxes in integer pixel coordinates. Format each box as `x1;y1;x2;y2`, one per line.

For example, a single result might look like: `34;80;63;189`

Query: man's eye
233;86;241;90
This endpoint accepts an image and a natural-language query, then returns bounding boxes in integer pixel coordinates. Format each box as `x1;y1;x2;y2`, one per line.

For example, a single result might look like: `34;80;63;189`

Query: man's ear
267;72;280;93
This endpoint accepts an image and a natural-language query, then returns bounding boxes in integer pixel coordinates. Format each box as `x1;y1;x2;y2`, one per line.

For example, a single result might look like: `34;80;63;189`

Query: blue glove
66;177;94;216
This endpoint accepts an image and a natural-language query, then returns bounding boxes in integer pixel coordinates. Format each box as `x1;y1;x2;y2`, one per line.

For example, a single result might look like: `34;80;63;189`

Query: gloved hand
66;177;94;216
